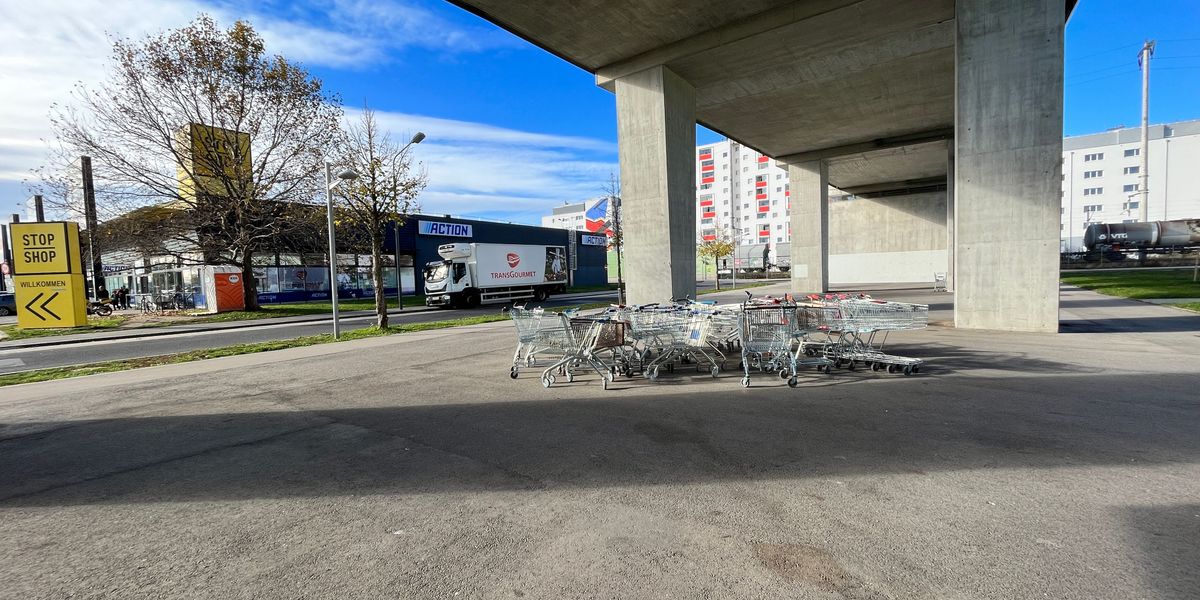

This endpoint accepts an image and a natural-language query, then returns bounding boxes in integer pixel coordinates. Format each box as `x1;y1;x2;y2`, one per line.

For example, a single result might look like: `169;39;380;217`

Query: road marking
0;358;26;368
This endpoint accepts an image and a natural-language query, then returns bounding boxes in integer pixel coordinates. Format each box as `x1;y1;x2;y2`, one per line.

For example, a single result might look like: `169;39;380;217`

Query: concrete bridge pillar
615;65;697;305
954;0;1063;331
787;159;829;295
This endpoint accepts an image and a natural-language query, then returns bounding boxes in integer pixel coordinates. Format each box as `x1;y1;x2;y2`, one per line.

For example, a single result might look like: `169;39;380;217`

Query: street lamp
393;132;426;312
325;162;359;339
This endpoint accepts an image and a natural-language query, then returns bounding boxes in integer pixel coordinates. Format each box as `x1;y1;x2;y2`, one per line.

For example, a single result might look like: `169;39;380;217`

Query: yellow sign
175;123;252;201
10;222;82;275
14;273;88;328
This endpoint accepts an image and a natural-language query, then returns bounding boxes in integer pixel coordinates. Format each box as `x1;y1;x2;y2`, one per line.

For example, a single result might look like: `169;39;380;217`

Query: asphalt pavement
1;286;1197;598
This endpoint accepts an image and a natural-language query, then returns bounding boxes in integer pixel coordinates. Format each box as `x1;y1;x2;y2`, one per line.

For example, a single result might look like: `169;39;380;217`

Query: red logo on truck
507;253;520;268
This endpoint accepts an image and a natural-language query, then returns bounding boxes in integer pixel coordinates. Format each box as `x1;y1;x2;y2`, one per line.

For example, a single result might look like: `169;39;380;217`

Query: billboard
585;198;609;234
474;244;567;287
175;123;252;201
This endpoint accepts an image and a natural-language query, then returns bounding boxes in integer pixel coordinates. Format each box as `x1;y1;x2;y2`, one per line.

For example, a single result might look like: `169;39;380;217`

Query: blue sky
0;0;1197;226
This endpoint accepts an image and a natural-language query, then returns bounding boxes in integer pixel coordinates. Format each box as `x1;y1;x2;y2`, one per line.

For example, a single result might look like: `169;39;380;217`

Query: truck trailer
424;242;568;308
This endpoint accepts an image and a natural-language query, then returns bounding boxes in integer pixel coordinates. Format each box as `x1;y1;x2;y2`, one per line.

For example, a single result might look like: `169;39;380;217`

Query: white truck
423;242;569;308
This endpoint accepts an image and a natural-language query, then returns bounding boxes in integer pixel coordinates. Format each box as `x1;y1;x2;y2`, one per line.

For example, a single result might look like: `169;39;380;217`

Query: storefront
97;214;608;306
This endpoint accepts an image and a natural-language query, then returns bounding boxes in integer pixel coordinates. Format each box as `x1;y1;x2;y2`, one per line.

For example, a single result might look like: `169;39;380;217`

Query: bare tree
601;172;625;304
333;107;427;328
45;15;343;309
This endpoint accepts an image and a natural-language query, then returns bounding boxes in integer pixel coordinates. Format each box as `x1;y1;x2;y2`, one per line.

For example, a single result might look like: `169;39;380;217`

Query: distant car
0;292;15;316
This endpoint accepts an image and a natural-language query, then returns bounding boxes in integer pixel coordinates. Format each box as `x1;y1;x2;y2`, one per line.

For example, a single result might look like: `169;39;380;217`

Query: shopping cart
816;298;928;375
507;305;558;378
538;314;625;390
738;303;799;387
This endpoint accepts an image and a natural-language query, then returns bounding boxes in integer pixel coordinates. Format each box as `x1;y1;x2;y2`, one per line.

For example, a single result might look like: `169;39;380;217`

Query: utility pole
80;156;103;298
1138;40;1154;223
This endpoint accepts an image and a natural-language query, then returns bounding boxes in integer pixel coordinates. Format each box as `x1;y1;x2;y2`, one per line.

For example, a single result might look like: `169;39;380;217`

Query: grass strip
1173;302;1200;313
0;313;509;388
0;316;128;341
1060;269;1200;299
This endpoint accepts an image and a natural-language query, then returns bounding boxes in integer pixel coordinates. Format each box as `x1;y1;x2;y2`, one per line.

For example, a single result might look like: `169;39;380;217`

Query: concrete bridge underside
449;0;1073;332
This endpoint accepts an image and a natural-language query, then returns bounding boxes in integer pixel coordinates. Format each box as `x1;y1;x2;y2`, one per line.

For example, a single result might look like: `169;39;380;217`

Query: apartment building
1061;119;1200;250
695;139;791;250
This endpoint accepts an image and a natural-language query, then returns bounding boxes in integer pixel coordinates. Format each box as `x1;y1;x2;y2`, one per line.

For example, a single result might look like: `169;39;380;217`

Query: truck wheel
533;289;547;302
466;291;481;308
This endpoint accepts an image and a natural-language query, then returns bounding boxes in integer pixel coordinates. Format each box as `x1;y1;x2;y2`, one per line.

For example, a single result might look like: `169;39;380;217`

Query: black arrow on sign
40;292;61;320
24;293;46;321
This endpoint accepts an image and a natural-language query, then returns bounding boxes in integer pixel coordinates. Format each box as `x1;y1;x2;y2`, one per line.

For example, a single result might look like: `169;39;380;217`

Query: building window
1083;170;1102;178
776;174;783;180
742;167;749;172
699;147;711;155
723;211;729;216
743;203;749;208
1083;187;1102;196
1122;201;1139;211
758;163;767;169
776;224;783;230
722;175;728;181
743;216;749;221
1083;204;1102;212
700;183;712;190
1124;148;1140;157
757;213;767;219
700;159;714;168
722;152;728;157
1123;184;1139;193
1123;166;1139;175
1084;152;1104;161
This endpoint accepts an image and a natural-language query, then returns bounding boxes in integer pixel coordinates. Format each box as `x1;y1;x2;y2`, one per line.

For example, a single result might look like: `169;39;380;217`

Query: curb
0;306;440;351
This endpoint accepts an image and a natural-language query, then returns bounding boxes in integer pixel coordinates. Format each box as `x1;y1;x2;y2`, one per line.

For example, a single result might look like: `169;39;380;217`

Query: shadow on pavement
1122;504;1200;600
1059;315;1200;333
2;364;1196;509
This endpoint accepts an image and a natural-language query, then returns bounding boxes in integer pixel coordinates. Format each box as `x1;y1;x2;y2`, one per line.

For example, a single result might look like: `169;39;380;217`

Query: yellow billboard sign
10;222;83;275
14;274;88;328
175;123;252;201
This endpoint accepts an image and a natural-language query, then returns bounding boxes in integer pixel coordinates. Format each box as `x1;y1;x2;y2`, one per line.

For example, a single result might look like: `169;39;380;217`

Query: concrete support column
954;0;1063;332
787;159;829;294
615;65;697;304
945;145;955;291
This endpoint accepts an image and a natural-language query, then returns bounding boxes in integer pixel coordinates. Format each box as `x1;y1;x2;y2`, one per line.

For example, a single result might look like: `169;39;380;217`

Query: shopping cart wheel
887;364;899;374
541;375;553;388
870;362;881;372
822;365;832;375
787;377;798;388
667;363;675;373
903;365;914;376
510;367;519;379
566;372;575;383
525;356;535;367
648;367;660;381
847;361;856;371
740;376;751;388
710;366;720;378
778;369;789;380
912;366;921;374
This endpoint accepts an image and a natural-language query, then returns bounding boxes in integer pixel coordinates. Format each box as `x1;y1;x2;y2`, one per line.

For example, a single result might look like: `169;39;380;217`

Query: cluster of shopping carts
505;293;928;389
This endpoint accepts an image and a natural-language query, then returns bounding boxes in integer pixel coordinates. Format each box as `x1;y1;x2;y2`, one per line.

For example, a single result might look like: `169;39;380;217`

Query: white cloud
0;0;615;226
362;109;616;223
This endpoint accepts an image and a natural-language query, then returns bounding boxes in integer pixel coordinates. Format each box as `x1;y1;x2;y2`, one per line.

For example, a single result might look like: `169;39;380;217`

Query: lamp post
394;132;426;311
325;162;360;339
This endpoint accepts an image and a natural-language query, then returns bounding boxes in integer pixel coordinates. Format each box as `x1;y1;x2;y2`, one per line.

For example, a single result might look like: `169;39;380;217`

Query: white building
541;201;589;231
695;139;793;269
1061;119;1200;250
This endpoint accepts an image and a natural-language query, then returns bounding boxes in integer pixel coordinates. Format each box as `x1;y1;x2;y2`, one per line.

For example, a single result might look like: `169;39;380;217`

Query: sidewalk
0;306;431;350
0;289;619;351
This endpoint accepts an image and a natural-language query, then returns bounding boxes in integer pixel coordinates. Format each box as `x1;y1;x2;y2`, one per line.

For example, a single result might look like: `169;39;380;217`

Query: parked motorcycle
87;300;114;317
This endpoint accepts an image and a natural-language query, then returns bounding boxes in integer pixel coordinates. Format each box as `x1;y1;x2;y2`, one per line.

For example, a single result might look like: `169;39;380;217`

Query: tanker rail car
1083;219;1200;252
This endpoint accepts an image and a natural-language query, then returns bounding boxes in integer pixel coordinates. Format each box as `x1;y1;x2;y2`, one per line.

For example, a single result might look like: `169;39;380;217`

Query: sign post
10;222;88;329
